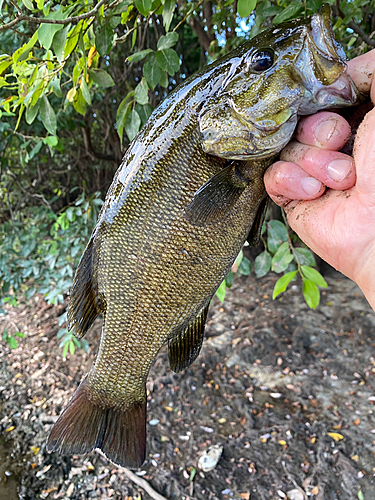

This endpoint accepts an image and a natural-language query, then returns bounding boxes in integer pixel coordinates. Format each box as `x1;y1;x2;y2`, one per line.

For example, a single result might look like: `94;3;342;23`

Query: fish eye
250;49;274;72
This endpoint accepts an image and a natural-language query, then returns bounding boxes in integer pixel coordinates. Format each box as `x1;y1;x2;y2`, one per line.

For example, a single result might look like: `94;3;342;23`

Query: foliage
0;0;374;350
2;326;25;349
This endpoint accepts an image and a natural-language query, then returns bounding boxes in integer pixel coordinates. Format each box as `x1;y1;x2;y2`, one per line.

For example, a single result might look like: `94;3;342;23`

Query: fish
47;5;358;469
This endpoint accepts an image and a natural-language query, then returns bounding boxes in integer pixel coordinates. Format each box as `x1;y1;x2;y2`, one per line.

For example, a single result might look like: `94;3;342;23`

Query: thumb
353;107;375;202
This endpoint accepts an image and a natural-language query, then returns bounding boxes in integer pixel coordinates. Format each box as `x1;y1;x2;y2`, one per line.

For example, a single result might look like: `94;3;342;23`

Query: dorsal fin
67;238;102;338
168;305;209;373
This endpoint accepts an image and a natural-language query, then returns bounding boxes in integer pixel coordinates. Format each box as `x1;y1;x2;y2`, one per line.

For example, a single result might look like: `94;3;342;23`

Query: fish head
199;5;359;160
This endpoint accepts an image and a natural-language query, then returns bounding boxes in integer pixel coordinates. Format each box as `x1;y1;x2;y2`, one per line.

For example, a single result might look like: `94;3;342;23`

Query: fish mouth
295;7;359;114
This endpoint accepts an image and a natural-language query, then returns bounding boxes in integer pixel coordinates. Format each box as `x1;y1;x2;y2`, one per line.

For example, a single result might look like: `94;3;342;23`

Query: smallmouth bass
48;6;358;468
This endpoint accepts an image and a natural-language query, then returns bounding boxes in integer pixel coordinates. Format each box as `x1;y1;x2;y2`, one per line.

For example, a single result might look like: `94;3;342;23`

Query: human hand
264;49;375;309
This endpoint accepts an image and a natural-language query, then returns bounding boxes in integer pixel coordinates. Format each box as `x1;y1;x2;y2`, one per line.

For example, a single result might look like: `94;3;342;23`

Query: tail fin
47;378;146;469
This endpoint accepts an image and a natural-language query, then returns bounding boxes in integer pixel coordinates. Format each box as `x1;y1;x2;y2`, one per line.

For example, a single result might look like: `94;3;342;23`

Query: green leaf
25;101;40;125
225;271;235;288
51;77;62;97
39;95;57;135
89;69;115;87
96;23;114;56
162;0;175;32
238;257;251;276
273;271;298;299
155;48;180;76
134;78;149;105
238;0;256;18
72;88;87;116
254;250;272;278
38;22;63;50
273;2;304;24
22;0;34;10
13;31;38;64
216;280;226;303
159;71;169;88
7;336;18;349
143;53;161;89
135;103;153;124
52;25;69;63
271;242;294;273
294;247;316;266
358;491;364;500
14;332;25;338
43;135;58;147
128;48;154;63
69;340;75;355
135;0;152;17
63;342;69;357
157;32;179;50
301;266;328;288
302;279;320;309
116;93;133;146
29;141;43;160
267;220;288;243
80;78;92;105
125;109;141;141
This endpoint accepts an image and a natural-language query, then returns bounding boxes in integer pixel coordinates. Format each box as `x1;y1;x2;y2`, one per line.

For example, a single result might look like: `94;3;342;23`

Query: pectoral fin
169;304;209;373
247;196;269;247
184;162;247;226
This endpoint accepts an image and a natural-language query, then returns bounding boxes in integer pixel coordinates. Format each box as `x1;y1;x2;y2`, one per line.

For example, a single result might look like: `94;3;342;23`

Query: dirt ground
1;265;375;500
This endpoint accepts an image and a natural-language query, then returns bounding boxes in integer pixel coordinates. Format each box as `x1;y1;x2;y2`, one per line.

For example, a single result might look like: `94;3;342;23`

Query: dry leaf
327;432;344;442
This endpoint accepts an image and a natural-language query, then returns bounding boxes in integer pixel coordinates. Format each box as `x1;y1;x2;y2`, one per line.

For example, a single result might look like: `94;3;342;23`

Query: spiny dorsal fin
67;237;102;338
247;196;269;247
168;305;209;373
184;162;248;226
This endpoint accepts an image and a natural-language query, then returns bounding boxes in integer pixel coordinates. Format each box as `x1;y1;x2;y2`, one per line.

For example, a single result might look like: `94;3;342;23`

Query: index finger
347;49;375;102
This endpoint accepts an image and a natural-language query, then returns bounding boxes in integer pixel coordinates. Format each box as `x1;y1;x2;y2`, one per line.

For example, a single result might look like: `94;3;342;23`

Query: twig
173;0;205;33
116;3;161;45
95;450;168;500
122;467;169;500
0;0;109;31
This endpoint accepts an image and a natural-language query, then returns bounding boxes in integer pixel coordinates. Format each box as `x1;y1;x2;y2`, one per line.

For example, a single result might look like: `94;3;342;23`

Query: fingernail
315;119;337;144
301;177;322;195
327;159;352;182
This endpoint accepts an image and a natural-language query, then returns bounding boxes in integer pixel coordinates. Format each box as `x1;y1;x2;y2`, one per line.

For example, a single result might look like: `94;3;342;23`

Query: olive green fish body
48;6;359;468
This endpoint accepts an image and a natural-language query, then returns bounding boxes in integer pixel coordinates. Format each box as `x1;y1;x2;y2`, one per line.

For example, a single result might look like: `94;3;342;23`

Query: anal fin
169;305;209;373
68;238;102;338
247;196;269;247
47;377;146;469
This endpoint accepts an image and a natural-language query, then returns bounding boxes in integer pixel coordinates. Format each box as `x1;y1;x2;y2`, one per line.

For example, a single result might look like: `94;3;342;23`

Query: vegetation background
1;0;374;353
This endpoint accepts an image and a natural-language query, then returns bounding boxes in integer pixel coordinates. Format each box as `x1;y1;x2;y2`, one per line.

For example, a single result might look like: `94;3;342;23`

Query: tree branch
334;1;375;47
0;0;109;32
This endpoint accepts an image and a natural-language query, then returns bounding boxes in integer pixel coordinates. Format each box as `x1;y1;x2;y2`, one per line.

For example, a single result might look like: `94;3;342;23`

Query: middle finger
280;141;356;190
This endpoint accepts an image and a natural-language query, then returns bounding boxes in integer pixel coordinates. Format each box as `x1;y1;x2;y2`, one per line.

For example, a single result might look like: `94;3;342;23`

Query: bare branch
0;0;109;32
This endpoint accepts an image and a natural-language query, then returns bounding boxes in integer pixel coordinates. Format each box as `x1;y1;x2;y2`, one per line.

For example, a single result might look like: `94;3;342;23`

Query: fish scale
47;5;359;469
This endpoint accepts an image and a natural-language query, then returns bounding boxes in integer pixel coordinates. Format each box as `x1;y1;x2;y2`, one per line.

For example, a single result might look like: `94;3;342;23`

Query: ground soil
1;265;375;500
